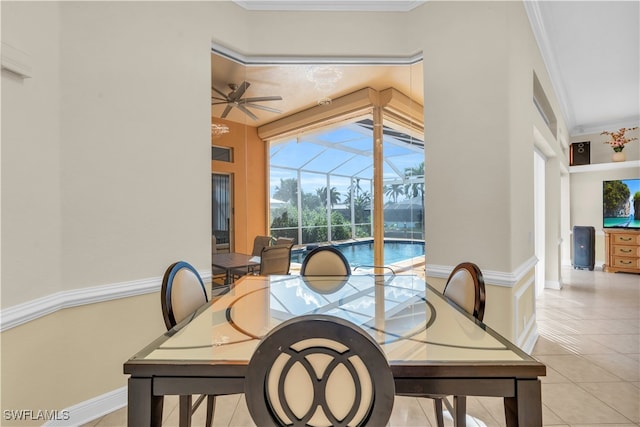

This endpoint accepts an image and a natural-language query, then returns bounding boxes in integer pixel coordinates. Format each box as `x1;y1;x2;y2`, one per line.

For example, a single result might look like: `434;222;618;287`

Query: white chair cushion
444;269;476;316
304;251;349;276
170;268;207;323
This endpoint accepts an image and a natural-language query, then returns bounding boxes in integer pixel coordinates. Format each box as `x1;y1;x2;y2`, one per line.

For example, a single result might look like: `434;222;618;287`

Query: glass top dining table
124;274;546;426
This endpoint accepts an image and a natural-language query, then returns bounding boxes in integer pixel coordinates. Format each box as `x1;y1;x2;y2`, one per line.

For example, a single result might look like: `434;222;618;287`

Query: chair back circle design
244;315;395;427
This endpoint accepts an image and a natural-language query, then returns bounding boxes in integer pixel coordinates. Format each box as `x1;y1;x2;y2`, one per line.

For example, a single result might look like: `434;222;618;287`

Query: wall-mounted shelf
569;160;640;174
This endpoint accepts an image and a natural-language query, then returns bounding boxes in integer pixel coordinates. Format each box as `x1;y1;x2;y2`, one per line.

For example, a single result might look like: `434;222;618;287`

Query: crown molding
212;43;423;66
571;116;640;137
523;2;573;133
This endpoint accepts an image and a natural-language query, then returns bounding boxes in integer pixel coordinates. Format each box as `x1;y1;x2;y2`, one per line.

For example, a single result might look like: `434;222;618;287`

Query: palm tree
273;178;298;204
316;186;341;208
384;184;404;203
403;162;424;199
342;178;371;225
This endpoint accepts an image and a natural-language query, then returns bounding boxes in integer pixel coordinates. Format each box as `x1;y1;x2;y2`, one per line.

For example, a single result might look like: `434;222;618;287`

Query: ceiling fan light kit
211;123;230;137
211;80;282;120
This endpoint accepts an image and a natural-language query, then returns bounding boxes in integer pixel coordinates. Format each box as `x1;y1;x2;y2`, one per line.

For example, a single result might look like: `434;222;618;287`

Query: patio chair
258;245;292;275
211;235;226;286
244;314;395;427
274;236;295;248
231;235;274;279
252;235;273;256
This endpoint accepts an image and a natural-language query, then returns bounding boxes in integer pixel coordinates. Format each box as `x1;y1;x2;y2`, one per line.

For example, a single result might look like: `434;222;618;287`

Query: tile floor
84;267;639;426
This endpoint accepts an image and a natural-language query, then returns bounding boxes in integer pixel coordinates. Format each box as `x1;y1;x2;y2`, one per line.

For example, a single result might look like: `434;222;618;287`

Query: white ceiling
525;1;639;136
214;1;639;137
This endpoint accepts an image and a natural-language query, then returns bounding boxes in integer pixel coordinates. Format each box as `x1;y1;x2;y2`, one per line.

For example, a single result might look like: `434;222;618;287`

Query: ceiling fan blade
243;103;282;114
212;100;231;105
212;87;229;100
228;81;250;101
236;104;259;121
221;104;234;118
241;96;283;103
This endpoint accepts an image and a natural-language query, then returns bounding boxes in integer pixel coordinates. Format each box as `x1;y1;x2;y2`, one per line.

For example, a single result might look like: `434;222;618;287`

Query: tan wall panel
1;294;164;425
212;118;267;254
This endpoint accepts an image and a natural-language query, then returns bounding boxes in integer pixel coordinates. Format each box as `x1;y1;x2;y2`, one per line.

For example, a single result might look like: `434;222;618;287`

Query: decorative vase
612;151;626;162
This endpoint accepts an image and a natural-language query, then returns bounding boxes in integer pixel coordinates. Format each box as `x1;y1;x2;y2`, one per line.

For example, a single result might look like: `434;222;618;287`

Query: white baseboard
545;279;561;290
43;387;126;427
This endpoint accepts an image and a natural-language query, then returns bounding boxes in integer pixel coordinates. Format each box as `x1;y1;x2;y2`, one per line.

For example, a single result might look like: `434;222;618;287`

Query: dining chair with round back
300;246;351;276
161;261;216;427
408;261;486;427
244;314;395;427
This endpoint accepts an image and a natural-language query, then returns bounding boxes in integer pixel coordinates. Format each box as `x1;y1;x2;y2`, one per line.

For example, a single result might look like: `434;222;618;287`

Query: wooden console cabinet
604;229;640;274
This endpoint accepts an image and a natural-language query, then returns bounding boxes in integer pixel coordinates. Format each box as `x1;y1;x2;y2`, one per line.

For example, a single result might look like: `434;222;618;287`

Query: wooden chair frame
244;315;395;427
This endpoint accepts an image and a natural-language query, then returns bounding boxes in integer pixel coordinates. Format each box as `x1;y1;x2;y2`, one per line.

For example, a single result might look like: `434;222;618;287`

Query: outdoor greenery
270;204;352;243
273;178;298;204
270;162;424;243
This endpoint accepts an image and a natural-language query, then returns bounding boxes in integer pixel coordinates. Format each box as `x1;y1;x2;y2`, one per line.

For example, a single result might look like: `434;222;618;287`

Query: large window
269;115;424;245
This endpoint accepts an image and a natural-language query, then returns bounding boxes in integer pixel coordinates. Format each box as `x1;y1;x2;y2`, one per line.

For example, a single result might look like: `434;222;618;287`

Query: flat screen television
603;178;640;229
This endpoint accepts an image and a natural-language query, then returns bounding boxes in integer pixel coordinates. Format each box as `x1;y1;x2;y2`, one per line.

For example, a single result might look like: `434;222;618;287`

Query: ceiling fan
211;81;283;121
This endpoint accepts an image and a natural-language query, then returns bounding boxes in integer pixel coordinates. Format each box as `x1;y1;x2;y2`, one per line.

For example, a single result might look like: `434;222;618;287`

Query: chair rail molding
0;270;212;332
426;255;538;288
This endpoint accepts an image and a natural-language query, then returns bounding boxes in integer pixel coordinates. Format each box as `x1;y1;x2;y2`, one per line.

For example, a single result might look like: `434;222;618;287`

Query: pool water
291;241;425;266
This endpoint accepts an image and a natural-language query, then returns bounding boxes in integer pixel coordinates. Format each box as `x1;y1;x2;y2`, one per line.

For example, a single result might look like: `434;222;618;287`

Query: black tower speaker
570;141;590;166
573;226;595;270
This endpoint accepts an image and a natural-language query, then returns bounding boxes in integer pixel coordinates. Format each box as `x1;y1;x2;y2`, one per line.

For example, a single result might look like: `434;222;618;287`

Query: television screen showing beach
603;178;640;229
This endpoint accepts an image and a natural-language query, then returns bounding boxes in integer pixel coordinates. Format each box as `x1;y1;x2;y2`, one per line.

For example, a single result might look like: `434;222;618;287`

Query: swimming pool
291;240;425;266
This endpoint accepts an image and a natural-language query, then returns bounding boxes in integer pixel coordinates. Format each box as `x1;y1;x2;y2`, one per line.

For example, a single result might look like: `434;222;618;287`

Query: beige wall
1;294;165;425
415;1;568;339
1;0;572;422
2;1;63;305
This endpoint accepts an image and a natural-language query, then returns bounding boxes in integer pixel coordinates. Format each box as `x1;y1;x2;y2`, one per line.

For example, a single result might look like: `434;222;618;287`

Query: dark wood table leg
179;395;192;427
453;395;466;427
504;379;542;427
128;377;163;427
